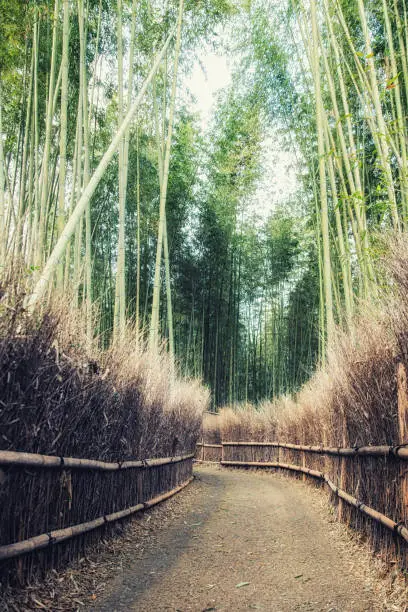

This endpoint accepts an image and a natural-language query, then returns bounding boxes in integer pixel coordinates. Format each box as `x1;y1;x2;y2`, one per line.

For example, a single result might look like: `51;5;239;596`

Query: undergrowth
0;280;208;460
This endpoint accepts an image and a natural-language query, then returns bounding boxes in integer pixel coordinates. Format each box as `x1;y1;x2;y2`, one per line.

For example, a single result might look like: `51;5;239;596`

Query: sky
183;47;299;222
184;51;231;130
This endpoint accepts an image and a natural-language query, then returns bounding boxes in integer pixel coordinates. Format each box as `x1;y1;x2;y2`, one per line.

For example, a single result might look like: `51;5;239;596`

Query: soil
91;465;376;612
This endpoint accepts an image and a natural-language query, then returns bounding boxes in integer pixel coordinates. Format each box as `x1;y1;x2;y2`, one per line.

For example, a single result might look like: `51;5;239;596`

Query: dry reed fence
0;448;194;586
196;240;408;572
196;412;222;462
197;369;408;570
0;292;207;588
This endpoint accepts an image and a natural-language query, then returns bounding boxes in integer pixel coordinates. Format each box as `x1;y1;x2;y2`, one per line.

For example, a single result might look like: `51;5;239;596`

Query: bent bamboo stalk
0;477;193;561
26;27;176;311
221;441;408;459
0;451;195;471
221;460;408;544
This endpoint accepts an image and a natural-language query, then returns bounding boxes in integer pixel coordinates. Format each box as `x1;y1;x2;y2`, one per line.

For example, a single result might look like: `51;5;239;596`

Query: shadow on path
93;469;225;612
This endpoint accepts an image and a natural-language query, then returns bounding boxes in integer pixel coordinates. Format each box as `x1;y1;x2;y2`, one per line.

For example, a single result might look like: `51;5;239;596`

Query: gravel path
93;465;375;612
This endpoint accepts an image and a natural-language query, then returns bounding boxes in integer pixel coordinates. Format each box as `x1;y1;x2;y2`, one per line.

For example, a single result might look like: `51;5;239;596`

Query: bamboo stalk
56;0;70;287
0;451;195;470
150;0;184;353
0;80;5;263
220;442;408;459
309;0;334;345
195;443;222;449
397;362;408;523
0;477;193;562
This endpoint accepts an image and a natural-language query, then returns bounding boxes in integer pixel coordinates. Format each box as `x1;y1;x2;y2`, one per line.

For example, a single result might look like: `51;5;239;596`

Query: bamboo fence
0;449;195;585
197;440;408;566
194;365;408;568
195;443;222;463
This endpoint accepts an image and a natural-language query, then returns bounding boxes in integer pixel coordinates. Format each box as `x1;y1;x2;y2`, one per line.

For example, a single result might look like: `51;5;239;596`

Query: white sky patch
247;134;300;223
183;50;232;130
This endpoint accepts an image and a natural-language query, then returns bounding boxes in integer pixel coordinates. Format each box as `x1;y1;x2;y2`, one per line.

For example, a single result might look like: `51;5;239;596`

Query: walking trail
93;465;375;612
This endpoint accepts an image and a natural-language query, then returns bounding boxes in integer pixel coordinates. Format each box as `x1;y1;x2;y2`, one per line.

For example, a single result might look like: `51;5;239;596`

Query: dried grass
0;282;208;586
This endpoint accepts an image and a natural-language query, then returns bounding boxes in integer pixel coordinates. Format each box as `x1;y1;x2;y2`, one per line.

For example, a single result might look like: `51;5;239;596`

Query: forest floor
4;465;407;612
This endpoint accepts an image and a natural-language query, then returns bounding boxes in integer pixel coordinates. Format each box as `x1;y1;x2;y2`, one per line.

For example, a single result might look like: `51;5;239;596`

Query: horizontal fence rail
0;477;193;562
0;448;196;583
0;450;195;471
221;441;408;459
195;443;222;449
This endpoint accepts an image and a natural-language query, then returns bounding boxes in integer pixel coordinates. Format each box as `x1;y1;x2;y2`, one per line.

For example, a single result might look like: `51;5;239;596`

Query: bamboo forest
2;0;407;403
2;0;408;609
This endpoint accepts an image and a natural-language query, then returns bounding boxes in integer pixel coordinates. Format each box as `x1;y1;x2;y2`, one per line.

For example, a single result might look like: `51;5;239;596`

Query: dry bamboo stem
195;443;222;449
221;442;408;459
0;451;194;471
397;362;408;522
220;461;408;544
0;477;193;562
339;411;348;522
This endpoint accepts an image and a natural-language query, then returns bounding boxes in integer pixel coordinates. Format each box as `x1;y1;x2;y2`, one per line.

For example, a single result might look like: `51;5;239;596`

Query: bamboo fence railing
0;449;195;577
0;449;195;470
195;442;222;463
0;477;193;561
195;364;408;567
221;441;408;459
194;440;408;557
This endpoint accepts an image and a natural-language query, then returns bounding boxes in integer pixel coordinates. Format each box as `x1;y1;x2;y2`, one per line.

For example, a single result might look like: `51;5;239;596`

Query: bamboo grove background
4;0;408;408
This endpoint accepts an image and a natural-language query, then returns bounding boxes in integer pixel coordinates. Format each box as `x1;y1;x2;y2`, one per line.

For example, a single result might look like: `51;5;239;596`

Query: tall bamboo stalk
310;0;334;346
57;0;70;287
0;80;5;266
36;0;60;267
150;0;184;353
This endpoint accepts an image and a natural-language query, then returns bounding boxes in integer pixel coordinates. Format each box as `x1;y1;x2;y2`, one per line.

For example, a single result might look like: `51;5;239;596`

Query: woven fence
195;442;222;462
195;373;408;569
196;411;222;462
0;449;194;586
195;440;408;568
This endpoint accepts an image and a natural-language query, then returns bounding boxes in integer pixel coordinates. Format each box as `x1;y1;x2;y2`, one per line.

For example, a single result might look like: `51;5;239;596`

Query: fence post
221;442;224;463
202;435;205;462
338;411;347;522
397;362;408;523
302;433;306;482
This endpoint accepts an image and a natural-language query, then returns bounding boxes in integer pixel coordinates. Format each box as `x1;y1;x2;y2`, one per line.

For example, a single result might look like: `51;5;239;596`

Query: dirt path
92;465;375;611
